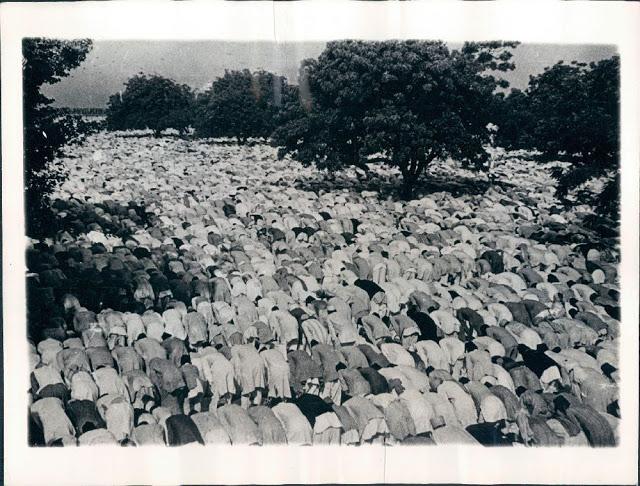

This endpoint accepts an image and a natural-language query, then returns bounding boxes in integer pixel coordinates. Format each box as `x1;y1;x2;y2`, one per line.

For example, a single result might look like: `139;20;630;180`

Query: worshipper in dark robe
165;414;205;446
67;400;106;437
407;308;441;343
518;267;544;286
480;250;504;274
357;344;391;369
354;279;384;300
553;396;616;447
358;366;390;395
456;307;485;341
505;301;533;327
28;413;45;447
517;344;562;389
293;393;334;428
466;419;515;446
522;299;549;324
288;349;323;395
169;279;192;307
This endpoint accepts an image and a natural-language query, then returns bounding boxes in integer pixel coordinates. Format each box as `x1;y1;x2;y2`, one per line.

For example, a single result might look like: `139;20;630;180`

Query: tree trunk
400;175;414;200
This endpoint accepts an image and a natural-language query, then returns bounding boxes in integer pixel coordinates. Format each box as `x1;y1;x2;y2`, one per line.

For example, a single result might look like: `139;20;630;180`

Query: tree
271;40;518;198
194;69;288;142
23;38;94;238
525;57;620;207
106;74;194;136
493;88;536;150
494;57;620;217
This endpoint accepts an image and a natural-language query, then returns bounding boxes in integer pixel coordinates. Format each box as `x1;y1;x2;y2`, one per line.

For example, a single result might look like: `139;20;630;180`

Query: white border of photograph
2;2;639;485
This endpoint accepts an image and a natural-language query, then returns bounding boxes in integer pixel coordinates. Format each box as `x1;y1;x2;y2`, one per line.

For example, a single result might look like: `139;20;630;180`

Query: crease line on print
383;441;387;483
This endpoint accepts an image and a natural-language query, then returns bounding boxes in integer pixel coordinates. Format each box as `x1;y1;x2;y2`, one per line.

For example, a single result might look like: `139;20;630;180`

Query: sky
41;40;617;109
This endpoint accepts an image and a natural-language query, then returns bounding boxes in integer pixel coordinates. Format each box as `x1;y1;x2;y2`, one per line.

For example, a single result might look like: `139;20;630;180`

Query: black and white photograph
3;2;639;485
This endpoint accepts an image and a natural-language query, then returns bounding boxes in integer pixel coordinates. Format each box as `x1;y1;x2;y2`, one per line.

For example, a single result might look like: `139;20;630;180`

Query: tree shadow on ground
292;168;517;200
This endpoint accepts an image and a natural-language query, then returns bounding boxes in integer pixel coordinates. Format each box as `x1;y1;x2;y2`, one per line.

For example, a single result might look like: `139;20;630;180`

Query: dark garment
466;421;513;446
149;272;170;294
519;347;558;379
357;345;391;369
456;307;485;341
575;312;608;334
564;404;616;447
39;383;70;405
407;310;440;342
169;279;191;307
165;414;205;446
29;413;45;446
358;367;389;395
480;250;504;274
523;299;548;322
67;399;106;436
604;305;620;321
354;279;384;300
293;393;333;427
505;301;533;327
288;350;323;394
519;267;544;285
311;343;343;382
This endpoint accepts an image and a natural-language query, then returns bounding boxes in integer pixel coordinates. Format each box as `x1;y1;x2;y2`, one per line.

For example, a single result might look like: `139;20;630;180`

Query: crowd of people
27;132;620;447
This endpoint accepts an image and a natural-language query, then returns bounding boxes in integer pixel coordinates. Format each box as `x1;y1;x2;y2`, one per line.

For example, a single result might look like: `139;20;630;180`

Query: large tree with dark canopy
194;69;289;142
106;74;194;136
271;40;518;198
526;57;620;214
23;38;94;238
494;56;620;217
493;88;537;151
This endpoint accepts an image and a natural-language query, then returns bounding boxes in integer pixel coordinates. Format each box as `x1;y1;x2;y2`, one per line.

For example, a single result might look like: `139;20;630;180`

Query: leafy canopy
271;40;518;197
106;74;194;135
495;56;620;215
23;38;94;238
194;69;289;141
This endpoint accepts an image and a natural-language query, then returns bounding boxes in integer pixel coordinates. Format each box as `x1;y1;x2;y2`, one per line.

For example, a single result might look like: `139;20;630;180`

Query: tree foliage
495;56;620;215
23;38;95;238
194;69;288;141
493;88;536;150
106;74;194;135
271;40;518;197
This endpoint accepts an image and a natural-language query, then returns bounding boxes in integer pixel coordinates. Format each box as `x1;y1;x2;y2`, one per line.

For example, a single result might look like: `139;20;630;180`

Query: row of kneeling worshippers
27;134;620;447
27;235;620;447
